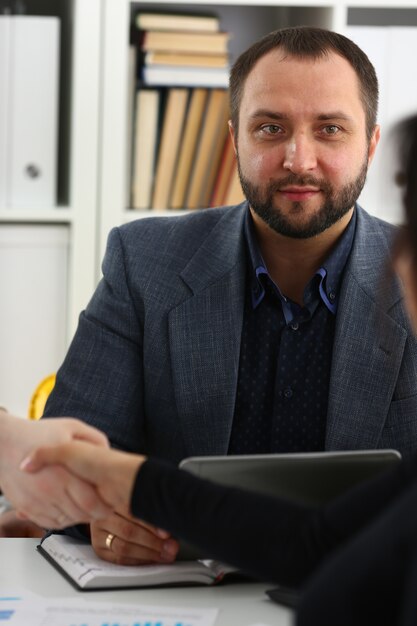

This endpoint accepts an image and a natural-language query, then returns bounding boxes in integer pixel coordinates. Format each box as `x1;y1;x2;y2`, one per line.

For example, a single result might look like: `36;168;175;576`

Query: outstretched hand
20;439;144;514
0;414;112;529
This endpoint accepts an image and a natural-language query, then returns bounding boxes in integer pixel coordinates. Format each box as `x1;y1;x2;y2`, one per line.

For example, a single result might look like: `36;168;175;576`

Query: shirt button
290;322;299;331
284;387;293;399
329;292;336;301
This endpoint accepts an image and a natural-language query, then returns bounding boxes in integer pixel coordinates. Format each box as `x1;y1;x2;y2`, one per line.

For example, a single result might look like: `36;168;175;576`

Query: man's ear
228;120;237;155
368;124;380;166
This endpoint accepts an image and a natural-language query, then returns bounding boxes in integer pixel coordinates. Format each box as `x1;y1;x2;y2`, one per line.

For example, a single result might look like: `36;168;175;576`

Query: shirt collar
244;206;357;315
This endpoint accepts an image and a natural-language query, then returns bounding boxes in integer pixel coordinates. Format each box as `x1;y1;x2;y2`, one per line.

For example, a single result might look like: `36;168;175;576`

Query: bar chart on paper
0;594;218;626
40;605;217;626
65;622;195;626
64;622;196;626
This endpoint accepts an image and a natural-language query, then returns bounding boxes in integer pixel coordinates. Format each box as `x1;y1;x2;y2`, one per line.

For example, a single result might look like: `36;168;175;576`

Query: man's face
230;50;380;239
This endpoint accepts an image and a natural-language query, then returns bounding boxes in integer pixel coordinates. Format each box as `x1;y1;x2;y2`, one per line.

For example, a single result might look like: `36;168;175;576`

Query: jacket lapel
326;207;407;449
169;207;247;456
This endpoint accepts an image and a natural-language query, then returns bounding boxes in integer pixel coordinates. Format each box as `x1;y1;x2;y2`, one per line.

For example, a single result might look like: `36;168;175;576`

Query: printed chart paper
0;591;218;626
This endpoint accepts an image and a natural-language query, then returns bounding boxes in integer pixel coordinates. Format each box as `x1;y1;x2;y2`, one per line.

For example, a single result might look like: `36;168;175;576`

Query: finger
20;445;68;472
114;512;171;539
108;515;166;552
90;518;179;565
93;534;166;565
21;442;107;484
49;470;111;524
70;422;109;447
37;465;96;524
17;497;83;529
91;522;162;564
65;476;112;520
17;466;107;527
96;531;179;565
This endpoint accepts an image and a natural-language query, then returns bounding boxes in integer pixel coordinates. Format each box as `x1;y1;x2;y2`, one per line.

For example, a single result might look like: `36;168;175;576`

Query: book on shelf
129;9;234;210
170;88;208;210
152;88;189;210
142;64;229;88
135;12;220;33
199;112;230;208
131;89;161;210
145;51;229;68
142;30;230;55
126;46;137;207
38;534;236;591
186;89;229;209
210;132;237;207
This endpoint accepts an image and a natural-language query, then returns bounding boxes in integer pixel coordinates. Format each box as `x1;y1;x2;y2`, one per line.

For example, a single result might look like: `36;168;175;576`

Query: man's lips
279;186;321;201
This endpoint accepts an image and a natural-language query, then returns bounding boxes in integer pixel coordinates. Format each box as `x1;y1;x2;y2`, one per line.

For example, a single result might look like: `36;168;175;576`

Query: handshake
0;412;178;565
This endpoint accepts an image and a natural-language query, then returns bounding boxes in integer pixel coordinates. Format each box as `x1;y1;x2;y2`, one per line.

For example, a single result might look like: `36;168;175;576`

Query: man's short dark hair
229;26;379;141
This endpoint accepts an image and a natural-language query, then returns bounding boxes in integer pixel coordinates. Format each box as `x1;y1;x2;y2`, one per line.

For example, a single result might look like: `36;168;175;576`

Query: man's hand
90;513;179;565
0;414;112;528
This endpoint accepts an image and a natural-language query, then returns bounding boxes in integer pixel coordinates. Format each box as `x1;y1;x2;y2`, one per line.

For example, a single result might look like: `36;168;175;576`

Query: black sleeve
131;456;417;587
297;479;417;626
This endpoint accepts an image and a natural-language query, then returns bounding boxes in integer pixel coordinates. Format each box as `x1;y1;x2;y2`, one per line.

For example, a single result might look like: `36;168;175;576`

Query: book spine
152;88;189;210
170;88;208;210
131;89;161;210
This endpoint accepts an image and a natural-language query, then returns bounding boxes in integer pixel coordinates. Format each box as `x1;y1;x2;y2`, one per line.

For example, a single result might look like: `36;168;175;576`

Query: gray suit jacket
45;203;417;460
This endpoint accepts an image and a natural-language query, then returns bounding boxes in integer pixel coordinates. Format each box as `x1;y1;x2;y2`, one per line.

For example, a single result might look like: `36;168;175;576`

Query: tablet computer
177;449;401;560
179;449;401;506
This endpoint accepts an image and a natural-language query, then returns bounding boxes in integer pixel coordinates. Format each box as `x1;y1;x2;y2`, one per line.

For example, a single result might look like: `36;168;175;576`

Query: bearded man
43;27;417;567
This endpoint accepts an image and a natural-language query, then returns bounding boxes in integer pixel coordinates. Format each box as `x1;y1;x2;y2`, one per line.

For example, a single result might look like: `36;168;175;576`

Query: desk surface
0;538;294;626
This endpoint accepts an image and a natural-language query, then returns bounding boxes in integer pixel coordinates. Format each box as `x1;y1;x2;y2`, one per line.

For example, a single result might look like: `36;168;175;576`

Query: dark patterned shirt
228;207;357;454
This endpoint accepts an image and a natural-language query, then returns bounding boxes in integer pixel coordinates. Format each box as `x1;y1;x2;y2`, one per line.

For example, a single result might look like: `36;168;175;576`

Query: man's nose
283;135;317;173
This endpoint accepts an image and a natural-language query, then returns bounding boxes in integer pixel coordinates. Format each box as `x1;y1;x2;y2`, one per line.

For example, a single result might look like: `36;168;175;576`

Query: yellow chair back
28;374;56;420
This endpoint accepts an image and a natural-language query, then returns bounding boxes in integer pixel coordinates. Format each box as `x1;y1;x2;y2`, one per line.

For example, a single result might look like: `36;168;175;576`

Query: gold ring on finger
105;532;115;550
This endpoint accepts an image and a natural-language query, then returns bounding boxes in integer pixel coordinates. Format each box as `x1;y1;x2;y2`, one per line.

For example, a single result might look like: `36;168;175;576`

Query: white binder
0;15;11;207
0;15;60;208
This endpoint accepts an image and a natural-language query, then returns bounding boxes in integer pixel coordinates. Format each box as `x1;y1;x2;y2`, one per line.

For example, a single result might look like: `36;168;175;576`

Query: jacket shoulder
104;204;246;280
118;205;242;247
356;205;398;241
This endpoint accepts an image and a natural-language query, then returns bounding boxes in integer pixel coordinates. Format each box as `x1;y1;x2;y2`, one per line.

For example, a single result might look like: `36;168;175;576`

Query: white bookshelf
0;0;102;414
0;0;102;337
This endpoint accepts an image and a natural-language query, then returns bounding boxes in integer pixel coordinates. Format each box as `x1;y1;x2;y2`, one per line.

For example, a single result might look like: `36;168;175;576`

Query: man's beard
237;154;368;239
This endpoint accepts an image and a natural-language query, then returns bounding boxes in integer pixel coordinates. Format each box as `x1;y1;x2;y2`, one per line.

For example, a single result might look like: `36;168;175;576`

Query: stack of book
129;11;245;211
136;11;230;88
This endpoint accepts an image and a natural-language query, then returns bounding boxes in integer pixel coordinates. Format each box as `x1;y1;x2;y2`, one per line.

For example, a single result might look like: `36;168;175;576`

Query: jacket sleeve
43;227;146;454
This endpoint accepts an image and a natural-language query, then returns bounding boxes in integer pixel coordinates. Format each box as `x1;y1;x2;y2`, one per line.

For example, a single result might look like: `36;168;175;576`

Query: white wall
0;225;69;415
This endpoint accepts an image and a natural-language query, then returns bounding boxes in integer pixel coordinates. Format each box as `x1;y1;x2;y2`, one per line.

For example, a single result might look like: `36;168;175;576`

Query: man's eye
261;124;282;135
323;125;340;135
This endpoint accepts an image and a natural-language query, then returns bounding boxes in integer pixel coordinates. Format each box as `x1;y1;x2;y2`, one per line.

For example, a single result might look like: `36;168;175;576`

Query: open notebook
38;534;237;591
